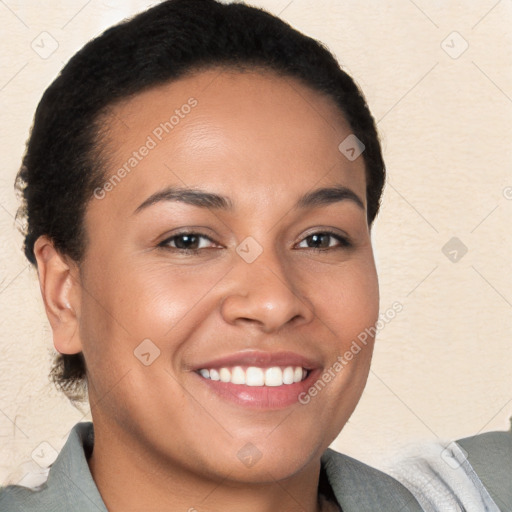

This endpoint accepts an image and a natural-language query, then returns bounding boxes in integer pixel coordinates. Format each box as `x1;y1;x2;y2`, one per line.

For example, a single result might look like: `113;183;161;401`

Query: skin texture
34;68;380;512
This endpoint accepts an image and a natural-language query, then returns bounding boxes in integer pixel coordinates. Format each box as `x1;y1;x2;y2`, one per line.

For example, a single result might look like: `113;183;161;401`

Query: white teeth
219;368;231;382
231;366;246;385
283;366;294;385
246;367;264;386
265;367;282;387
198;365;308;386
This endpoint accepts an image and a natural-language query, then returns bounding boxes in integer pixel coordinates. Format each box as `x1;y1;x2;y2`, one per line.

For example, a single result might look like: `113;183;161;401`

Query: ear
33;235;83;355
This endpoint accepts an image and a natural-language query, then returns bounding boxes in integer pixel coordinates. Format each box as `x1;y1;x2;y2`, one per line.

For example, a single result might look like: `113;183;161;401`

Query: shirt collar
47;421;107;511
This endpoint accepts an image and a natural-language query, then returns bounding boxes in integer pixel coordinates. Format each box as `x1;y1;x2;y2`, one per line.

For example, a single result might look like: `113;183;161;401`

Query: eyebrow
133;185;364;214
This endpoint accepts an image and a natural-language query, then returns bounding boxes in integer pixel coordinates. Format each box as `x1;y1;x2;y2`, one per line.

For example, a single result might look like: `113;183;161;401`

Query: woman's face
75;68;379;481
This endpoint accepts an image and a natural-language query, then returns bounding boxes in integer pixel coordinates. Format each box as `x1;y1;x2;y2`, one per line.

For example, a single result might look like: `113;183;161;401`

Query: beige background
1;0;511;486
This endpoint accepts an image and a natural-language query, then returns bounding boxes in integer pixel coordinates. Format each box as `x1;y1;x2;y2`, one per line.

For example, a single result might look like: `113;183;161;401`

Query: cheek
78;260;229;372
83;255;214;327
293;261;379;449
114;262;232;339
304;254;380;343
300;253;379;401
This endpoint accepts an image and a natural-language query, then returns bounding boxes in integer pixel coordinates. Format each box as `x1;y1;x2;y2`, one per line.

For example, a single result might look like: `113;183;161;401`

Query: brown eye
298;232;351;250
159;233;216;252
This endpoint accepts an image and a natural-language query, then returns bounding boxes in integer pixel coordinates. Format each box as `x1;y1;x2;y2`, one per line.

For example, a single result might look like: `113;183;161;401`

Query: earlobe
33;235;83;355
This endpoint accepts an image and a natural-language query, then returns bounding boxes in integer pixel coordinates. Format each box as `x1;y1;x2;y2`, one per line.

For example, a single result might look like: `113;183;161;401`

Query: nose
220;246;314;333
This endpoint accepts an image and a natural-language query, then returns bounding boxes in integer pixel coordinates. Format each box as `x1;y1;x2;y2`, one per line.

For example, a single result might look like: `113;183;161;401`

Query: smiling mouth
197;366;309;387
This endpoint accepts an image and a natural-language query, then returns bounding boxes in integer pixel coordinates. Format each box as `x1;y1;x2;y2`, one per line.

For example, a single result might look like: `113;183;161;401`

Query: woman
0;1;508;510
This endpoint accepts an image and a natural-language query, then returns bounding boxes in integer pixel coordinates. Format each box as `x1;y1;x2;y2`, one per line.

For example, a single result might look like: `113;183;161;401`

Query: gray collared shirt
0;422;423;511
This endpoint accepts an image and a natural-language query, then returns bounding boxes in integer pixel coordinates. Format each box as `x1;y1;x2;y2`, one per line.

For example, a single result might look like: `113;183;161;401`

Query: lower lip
195;369;321;410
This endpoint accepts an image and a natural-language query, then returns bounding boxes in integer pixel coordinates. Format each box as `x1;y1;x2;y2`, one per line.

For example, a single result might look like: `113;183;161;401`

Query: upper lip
191;350;321;371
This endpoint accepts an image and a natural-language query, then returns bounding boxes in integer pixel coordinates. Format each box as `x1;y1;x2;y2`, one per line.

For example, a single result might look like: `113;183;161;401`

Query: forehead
94;67;366;216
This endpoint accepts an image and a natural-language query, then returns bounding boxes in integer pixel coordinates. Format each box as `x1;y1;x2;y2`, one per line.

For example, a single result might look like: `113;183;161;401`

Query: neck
87;419;331;512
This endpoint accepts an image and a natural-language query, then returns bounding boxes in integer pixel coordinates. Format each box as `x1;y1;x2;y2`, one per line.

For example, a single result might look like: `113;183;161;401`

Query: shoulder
0;422;106;512
321;448;423;511
457;425;512;510
384;425;512;512
0;482;53;511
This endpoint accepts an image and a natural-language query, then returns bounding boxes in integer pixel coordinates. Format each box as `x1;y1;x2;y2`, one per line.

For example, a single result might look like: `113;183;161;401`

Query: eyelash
157;230;352;253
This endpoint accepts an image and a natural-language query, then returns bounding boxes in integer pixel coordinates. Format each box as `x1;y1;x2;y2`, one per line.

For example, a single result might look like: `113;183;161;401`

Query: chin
203;436;326;485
